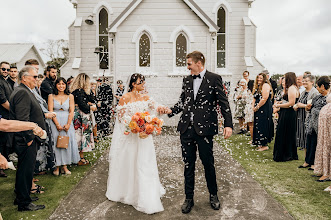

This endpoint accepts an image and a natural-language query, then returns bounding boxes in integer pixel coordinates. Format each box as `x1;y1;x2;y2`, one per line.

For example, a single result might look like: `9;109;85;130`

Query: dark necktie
192;74;201;79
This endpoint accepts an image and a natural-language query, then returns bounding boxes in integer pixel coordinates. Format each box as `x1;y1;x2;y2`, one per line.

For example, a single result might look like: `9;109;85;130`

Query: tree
40;39;69;75
271;74;283;82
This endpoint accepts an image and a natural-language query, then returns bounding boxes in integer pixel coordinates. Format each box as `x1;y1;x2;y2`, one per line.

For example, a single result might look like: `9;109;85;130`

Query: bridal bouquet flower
123;112;163;138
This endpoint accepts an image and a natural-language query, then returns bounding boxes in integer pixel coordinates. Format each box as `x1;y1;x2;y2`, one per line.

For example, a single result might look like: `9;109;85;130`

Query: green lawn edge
217;134;331;220
0;138;111;220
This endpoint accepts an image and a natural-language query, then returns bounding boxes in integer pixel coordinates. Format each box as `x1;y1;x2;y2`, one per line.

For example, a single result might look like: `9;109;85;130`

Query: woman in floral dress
70;73;97;165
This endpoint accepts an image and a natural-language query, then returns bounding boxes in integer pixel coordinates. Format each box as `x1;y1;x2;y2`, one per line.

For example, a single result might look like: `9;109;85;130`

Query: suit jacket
40;77;55;102
0;75;13;119
169;70;233;136
9;84;46;145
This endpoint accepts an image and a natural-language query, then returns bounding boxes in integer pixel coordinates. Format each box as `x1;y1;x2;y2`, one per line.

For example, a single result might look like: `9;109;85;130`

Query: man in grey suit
9;66;46;211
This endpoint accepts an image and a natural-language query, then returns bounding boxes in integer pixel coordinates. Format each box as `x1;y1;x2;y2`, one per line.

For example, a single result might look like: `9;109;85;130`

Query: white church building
61;0;264;123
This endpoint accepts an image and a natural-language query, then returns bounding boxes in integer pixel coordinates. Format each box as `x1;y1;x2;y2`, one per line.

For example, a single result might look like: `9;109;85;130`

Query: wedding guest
273;72;300;162
314;94;331;183
48;77;80;175
0;61;13;177
263;70;277;102
252;73;274;151
304;71;311;77
115;80;125;105
304;76;330;171
29;63;56;185
67;76;74;87
10;66;46;211
40;65;57;102
233;79;248;134
89;79;99;142
294;75;318;157
244;88;254;144
70;73;96;166
242;71;254;92
7;65;18;89
297;75;305;93
35;74;44;95
97;78;114;136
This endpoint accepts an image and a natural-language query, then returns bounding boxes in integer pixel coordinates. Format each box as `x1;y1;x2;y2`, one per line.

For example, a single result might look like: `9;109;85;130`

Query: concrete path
49;135;293;220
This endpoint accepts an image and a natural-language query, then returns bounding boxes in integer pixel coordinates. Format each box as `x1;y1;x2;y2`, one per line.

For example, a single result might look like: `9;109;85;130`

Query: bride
106;73;165;214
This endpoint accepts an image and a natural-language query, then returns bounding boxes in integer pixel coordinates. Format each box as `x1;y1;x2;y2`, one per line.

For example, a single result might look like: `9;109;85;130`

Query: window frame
135;31;153;74
214;5;229;71
97;7;110;71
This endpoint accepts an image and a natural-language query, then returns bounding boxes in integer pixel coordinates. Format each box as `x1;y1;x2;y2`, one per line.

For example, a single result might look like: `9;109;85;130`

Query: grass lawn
0;138;111;220
218;134;331;220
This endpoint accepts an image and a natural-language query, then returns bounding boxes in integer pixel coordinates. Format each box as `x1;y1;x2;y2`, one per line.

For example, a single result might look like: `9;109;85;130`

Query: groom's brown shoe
210;194;220;210
181;199;194;214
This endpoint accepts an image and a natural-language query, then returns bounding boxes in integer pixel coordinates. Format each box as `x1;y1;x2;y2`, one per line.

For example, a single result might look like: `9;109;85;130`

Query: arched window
217;7;226;68
99;8;109;69
176;33;187;67
139;33;151;67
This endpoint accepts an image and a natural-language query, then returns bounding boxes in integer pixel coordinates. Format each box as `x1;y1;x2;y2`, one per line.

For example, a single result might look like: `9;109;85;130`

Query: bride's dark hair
128;73;145;92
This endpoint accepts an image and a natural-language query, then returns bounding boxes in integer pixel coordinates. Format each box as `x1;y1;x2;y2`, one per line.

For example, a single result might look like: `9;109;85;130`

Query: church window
99;8;109;69
176;34;187;67
139;33;151;67
217;7;226;68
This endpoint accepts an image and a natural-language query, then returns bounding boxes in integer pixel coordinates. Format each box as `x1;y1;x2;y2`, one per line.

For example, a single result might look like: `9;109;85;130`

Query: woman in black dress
273;72;300;162
252;73;274;151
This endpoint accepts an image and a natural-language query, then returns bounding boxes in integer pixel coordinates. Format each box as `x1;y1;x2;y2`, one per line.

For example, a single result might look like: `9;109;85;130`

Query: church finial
70;0;78;8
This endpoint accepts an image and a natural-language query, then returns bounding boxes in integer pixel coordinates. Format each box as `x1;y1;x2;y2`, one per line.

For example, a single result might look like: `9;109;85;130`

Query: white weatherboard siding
61;0;264;125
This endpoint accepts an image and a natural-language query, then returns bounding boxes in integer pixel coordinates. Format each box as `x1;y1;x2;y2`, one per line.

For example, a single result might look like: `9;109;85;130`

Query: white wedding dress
106;99;165;214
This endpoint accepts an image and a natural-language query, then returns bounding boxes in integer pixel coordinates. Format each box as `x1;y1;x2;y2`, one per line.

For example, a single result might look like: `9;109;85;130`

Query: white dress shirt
190;69;206;122
193;68;206;100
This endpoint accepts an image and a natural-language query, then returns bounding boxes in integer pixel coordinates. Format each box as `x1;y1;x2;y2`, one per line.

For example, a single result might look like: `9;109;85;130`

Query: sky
0;0;330;76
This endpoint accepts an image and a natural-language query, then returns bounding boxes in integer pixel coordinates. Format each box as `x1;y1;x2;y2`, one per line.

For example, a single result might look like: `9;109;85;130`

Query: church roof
108;0;219;33
0;43;45;66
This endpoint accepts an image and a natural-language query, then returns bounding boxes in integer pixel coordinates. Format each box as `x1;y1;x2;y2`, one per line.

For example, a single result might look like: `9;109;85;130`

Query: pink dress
314;94;331;176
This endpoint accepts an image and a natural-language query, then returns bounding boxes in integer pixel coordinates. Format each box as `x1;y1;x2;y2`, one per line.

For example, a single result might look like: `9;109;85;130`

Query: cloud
250;0;331;76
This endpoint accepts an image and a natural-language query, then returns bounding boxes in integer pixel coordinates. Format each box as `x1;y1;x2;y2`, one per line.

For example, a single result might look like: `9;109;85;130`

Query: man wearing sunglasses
0;61;13;178
9;65;46;211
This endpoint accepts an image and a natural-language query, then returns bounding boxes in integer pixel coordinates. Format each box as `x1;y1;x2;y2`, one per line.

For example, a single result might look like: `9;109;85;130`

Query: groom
158;51;233;214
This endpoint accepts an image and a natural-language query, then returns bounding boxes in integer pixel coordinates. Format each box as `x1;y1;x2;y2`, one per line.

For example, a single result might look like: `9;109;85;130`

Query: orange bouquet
123;111;163;138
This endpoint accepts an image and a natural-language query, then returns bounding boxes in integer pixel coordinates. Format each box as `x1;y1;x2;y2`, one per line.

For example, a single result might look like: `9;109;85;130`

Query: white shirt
193;68;206;100
299;85;305;94
191;69;206;122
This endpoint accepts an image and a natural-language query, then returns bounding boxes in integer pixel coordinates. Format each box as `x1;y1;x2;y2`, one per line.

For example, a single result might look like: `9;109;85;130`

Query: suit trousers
180;123;217;199
15;140;38;207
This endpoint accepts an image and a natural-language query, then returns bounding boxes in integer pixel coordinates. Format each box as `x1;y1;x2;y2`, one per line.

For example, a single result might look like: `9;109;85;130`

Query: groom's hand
157;106;172;115
223;127;232;139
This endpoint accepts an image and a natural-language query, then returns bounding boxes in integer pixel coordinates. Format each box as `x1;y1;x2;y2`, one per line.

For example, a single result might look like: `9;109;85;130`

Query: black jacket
9;84;46;145
169;71;233;136
0;75;13;119
72;89;94;114
6;77;16;90
40;77;55;102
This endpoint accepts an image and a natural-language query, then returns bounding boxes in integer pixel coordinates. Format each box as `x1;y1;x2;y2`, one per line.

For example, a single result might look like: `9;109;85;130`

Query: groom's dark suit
10;84;46;208
169;70;233;199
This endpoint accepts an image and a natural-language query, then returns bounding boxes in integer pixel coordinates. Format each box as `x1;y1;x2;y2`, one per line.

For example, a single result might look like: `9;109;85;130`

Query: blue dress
50;97;80;166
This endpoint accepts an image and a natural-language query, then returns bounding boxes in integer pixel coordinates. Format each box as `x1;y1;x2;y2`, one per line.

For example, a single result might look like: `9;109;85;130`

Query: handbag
56;132;69;149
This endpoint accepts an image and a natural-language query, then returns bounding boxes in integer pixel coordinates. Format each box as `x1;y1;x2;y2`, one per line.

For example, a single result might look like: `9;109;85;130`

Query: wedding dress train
106;100;165;214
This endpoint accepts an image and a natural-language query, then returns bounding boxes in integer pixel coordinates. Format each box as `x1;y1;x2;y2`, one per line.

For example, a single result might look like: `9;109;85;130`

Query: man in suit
158;51;233;213
9;65;46;211
0;61;13;177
